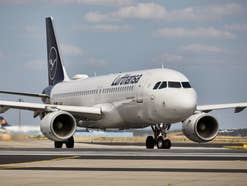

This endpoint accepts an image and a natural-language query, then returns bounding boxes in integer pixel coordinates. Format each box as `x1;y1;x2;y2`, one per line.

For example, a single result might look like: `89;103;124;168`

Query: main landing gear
146;124;172;149
54;136;74;148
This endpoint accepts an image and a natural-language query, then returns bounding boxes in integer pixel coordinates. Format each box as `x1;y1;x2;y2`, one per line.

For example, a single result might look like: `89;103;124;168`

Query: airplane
0;116;10;129
0;116;40;135
0;17;246;149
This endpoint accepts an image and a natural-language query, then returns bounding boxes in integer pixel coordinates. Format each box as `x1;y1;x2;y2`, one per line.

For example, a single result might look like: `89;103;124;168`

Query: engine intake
40;111;76;141
182;113;219;143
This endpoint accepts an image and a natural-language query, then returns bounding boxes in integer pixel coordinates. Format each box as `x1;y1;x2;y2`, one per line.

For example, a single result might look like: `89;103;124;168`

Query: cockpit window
159;81;167;89
154;81;191;89
153;81;161;89
182;82;191;88
168;81;181;88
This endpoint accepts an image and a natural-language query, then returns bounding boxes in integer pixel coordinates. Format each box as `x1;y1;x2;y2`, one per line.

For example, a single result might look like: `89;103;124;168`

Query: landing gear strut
54;136;74;149
146;124;172;149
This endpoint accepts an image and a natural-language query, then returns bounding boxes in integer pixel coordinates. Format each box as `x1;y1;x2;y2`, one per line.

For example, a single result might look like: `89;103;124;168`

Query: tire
157;136;164;149
54;141;63;148
65;136;74;148
163;139;172;149
146;136;155;149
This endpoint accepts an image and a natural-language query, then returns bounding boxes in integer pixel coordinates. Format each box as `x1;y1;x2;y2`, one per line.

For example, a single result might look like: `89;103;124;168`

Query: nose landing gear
146;124;172;149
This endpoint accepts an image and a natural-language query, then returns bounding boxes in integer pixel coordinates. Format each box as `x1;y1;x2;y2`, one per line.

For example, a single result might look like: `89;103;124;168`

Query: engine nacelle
40;111;77;141
182;113;219;143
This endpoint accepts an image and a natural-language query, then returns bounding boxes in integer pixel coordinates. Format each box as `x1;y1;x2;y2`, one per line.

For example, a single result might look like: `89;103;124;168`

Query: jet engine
182;113;219;143
40;111;77;141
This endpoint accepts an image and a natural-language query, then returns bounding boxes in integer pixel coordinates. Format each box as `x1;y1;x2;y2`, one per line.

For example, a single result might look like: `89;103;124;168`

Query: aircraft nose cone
180;91;197;111
177;90;197;116
165;89;197;120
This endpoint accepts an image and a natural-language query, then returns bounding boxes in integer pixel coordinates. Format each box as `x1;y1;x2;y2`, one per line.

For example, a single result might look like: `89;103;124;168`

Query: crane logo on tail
48;46;58;80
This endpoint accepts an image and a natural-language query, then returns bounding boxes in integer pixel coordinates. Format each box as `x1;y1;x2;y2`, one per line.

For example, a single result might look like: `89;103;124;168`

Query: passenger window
168;81;181;88
153;81;161;90
159;81;167;89
182;82;191;88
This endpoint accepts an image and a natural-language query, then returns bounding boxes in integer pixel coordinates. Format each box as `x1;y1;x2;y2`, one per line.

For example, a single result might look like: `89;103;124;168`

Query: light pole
18;98;23;128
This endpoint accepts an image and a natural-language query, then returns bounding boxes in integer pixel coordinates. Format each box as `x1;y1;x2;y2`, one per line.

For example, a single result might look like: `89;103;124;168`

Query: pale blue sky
0;0;246;129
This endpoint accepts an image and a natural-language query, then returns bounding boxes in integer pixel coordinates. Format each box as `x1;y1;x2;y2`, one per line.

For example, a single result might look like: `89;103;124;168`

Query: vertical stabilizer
46;17;69;86
0;116;10;128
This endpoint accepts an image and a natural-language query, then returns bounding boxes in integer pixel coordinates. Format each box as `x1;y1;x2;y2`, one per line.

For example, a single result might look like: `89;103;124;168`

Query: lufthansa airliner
0;17;246;149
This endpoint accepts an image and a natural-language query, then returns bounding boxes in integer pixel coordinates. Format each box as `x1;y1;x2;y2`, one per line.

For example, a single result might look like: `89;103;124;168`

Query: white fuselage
50;68;197;129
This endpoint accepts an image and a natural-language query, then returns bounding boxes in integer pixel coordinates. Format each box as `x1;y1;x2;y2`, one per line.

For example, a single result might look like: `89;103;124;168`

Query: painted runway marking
0;155;79;166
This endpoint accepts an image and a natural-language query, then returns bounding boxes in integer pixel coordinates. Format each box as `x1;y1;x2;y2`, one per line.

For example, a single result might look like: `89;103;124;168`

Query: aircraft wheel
163;139;172;149
65;136;74;148
146;136;155;149
54;141;63;148
157;136;164;149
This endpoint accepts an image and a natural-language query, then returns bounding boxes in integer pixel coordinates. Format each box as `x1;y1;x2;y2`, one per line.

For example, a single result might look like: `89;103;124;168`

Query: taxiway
0;140;246;186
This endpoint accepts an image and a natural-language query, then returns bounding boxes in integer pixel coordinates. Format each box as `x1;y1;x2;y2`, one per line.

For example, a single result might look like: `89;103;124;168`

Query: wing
197;102;247;113
0;91;49;98
0;100;101;120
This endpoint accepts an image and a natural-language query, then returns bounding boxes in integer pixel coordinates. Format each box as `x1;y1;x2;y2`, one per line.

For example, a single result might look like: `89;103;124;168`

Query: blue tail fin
46;17;69;86
0;116;10;128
